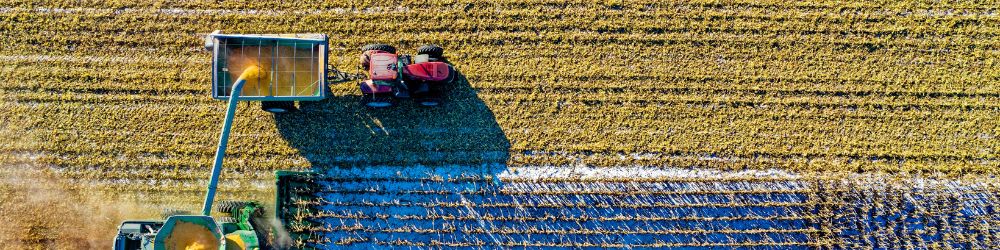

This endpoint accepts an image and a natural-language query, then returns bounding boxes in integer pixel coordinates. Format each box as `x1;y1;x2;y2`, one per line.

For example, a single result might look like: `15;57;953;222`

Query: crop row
4;93;997;153
5;29;997;55
3;55;996;104
298;211;818;222
3;0;999;248
4;8;998;38
5;0;1000;13
277;175;998;248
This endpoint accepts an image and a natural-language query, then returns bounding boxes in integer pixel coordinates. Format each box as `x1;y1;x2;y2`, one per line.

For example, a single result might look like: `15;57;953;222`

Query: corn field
0;0;997;249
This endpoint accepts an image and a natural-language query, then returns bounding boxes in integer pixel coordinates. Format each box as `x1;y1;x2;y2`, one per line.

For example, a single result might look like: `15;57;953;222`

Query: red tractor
358;44;455;108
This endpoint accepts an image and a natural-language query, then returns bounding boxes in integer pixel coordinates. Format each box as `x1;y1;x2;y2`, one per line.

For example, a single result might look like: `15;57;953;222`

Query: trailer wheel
417;45;444;60
261;101;296;114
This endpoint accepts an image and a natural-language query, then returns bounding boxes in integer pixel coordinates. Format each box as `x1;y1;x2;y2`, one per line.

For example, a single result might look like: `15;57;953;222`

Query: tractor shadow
274;69;510;170
272;67;513;246
272;66;515;246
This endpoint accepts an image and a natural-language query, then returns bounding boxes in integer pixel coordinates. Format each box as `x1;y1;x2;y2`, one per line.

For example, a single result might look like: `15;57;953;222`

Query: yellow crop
0;0;997;249
227;47;320;97
163;221;219;250
236;65;264;82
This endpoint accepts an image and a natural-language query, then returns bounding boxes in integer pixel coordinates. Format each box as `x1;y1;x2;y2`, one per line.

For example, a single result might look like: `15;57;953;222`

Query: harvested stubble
0;0;997;249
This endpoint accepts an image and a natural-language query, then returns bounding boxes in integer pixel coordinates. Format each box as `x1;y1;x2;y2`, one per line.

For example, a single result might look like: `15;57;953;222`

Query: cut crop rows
1;0;998;248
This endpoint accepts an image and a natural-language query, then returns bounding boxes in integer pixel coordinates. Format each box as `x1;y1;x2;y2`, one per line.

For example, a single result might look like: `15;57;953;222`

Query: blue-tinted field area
275;166;1000;249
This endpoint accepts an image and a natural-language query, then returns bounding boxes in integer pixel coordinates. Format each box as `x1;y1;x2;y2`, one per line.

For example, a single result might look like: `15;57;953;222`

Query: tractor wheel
362;93;395;108
261;101;296;114
361;44;396;54
416;98;442;107
161;208;191;219
417;45;444;60
438;65;457;84
416;86;443;107
215;200;249;214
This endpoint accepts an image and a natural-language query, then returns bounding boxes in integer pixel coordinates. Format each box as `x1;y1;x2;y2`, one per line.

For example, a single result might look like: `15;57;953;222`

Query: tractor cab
358;44;456;108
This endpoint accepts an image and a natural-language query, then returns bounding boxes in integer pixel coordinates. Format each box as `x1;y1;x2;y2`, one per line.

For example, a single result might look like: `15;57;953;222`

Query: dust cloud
0;164;149;249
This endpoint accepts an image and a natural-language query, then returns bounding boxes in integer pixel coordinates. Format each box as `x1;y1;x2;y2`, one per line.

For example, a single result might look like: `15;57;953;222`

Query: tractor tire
161;208;191;219
442;65;457;83
261;101;296;114
417;45;445;60
361;44;396;54
417;97;442;107
215;200;249;214
415;85;443;107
